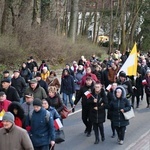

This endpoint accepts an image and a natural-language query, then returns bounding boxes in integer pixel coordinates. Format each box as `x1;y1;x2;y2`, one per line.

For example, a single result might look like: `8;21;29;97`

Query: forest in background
0;0;149;69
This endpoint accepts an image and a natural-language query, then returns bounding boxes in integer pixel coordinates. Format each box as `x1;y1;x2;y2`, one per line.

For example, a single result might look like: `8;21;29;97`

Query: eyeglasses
95;86;101;88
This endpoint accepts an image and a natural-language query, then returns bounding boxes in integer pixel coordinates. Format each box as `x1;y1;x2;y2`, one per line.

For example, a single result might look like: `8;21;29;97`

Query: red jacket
15;117;22;127
0;100;11;128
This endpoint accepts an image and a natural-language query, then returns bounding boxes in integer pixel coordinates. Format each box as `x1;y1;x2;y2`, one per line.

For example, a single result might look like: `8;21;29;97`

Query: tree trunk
68;0;79;43
109;0;113;54
16;0;34;33
1;0;10;34
120;0;126;53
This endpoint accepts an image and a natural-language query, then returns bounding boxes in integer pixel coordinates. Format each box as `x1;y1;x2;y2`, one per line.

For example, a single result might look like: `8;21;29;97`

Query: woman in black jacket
110;85;131;145
107;83;117;138
60;69;75;108
88;81;108;144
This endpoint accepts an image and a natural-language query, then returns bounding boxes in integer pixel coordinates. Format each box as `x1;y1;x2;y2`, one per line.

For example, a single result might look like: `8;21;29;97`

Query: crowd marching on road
0;49;150;150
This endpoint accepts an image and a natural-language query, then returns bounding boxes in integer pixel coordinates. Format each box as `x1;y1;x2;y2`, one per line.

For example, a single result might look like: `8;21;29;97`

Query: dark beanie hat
2;112;14;123
35;72;41;77
119;71;126;78
33;98;42;107
1;78;11;83
3;70;9;74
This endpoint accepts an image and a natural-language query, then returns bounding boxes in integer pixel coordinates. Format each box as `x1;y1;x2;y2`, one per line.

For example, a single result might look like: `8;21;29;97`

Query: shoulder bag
123;107;135;120
60;105;71;119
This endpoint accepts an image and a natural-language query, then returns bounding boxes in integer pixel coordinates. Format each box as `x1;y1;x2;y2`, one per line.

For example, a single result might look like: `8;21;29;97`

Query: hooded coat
110;86;131;127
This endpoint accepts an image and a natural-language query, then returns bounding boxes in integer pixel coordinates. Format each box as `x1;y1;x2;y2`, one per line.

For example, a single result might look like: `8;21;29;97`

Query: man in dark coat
1;78;20;102
28;99;55;150
117;71;133;99
11;70;27;103
35;72;48;94
74;76;94;137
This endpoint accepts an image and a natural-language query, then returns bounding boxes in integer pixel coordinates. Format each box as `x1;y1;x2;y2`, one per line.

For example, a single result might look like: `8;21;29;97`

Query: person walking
8;101;25;127
28;98;55;150
0;91;11;128
107;83;117;138
88;81;108;144
25;78;47;100
60;69;75;108
1;78;20;102
11;70;27;103
21;93;34;130
20;62;32;83
74;76;94;137
109;86;131;145
0;112;34;150
46;86;63;117
35;72;49;94
143;69;150;108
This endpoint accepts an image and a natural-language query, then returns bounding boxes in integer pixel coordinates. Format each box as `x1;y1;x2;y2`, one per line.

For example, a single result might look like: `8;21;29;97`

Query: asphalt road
56;99;150;150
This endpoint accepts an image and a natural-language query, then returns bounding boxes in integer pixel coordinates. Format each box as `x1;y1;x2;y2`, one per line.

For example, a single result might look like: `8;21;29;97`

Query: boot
94;139;99;144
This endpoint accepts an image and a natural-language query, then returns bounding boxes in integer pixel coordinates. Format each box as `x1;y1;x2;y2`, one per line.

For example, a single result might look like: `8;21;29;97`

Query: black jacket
88;88;108;123
107;89;115;120
38;79;48;94
11;76;27;97
60;74;75;94
117;78;133;98
110;86;131;127
2;86;20;102
46;94;63;114
74;83;94;107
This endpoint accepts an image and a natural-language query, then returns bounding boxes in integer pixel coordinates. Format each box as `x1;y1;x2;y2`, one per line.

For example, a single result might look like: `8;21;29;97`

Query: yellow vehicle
97;35;109;43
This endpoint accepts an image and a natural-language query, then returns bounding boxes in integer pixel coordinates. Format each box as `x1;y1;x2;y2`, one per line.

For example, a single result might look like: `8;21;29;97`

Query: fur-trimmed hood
114;85;126;99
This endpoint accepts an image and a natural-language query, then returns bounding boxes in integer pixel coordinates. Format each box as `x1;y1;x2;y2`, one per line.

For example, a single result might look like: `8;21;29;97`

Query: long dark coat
110;86;131;127
88;88;108;123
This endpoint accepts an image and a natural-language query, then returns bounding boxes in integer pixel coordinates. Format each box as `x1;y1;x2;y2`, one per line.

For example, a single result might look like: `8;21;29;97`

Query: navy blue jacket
110;86;131;127
29;108;55;147
60;75;75;94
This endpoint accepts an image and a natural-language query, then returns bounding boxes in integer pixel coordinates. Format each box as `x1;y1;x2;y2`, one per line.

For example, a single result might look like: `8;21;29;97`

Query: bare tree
68;0;79;43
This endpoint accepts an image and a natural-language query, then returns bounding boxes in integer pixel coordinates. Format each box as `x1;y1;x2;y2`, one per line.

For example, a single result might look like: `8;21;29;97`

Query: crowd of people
0;50;150;149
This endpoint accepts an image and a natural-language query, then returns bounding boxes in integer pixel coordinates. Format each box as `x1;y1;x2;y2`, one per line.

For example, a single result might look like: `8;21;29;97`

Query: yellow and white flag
118;43;137;76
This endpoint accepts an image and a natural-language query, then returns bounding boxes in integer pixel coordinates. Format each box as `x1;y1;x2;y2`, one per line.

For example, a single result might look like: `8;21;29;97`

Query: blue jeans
62;93;73;107
19;97;24;104
34;145;49;150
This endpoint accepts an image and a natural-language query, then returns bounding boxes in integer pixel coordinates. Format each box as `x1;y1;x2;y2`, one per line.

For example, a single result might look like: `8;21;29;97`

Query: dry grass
0;27;107;71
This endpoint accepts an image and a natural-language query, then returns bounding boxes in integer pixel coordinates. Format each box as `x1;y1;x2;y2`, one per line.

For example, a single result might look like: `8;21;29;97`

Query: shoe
94;139;99;144
72;107;75;113
86;133;91;137
101;137;105;141
111;134;115;138
136;105;139;108
146;105;149;108
119;140;124;145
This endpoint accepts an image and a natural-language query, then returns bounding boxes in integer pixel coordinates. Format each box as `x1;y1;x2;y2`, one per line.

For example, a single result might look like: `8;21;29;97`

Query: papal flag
118;43;137;76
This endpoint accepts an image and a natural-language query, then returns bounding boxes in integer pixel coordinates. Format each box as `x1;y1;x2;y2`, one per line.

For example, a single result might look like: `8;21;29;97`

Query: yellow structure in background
97;35;109;43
